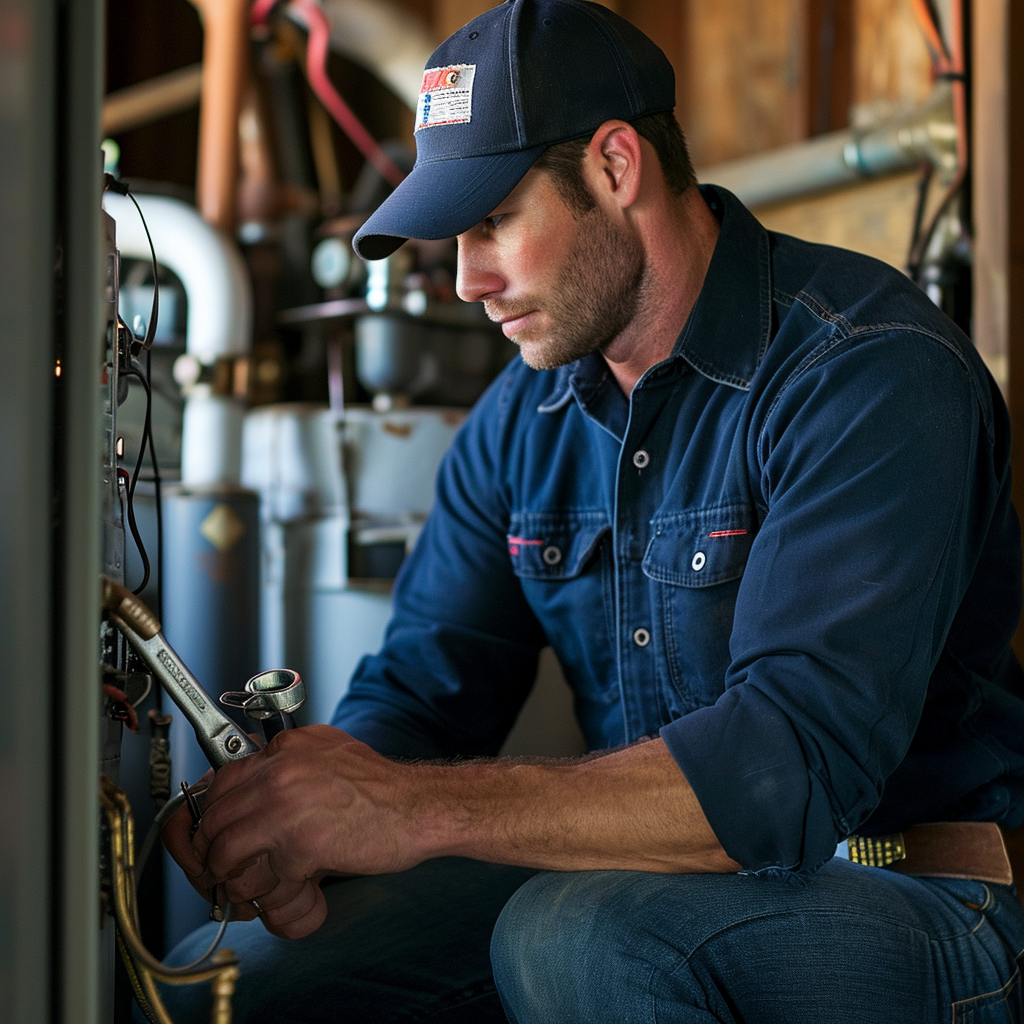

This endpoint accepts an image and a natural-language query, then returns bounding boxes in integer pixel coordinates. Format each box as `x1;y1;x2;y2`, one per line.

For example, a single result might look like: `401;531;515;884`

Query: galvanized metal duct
697;82;957;209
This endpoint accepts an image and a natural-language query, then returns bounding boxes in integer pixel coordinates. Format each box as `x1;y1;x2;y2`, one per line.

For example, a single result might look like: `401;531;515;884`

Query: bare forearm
407;738;740;874
188;728;739;940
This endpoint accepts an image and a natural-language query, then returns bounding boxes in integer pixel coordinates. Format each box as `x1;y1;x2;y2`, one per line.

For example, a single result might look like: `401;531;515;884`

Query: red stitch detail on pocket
507;537;544;546
708;529;748;538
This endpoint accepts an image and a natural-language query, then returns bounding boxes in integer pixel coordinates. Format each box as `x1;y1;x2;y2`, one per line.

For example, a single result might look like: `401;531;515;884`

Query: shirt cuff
660;686;841;872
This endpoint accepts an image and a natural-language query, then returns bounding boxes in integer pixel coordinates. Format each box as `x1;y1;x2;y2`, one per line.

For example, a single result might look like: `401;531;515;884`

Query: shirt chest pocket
642;503;757;713
507;510;618;709
507;511;609;581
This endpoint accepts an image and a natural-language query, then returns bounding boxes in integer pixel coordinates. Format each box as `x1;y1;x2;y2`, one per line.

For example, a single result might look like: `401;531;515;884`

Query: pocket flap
643;504;756;588
508;511;609;580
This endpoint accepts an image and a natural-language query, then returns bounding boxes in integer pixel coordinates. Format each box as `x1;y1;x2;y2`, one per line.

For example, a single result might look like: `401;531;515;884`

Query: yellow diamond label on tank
200;503;246;552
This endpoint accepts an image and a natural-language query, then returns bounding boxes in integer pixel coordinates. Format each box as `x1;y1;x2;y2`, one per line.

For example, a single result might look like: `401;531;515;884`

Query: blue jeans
154;858;1024;1023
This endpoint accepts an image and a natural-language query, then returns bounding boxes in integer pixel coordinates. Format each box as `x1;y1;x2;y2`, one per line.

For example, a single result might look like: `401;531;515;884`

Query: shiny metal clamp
219;669;305;720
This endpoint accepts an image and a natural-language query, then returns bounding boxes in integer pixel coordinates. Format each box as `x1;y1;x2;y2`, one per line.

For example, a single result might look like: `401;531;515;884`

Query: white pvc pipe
103;192;254;485
102;192;252;363
179;387;246;486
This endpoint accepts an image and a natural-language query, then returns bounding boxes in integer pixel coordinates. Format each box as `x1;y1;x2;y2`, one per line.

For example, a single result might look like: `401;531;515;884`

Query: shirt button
691;551;706;572
633;449;650;469
542;545;562;565
633;627;651;647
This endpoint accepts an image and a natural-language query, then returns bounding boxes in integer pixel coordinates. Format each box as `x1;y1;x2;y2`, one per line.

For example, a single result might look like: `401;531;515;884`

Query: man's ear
584;121;643;210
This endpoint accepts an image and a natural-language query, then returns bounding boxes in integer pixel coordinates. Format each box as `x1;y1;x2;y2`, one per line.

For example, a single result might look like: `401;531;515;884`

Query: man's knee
491;871;669;1024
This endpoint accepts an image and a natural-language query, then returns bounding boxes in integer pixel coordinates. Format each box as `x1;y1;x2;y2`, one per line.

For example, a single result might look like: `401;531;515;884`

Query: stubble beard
486;207;648;372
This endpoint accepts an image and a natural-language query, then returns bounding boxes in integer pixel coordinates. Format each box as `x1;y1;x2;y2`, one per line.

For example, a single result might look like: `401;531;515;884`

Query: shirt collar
539;185;772;412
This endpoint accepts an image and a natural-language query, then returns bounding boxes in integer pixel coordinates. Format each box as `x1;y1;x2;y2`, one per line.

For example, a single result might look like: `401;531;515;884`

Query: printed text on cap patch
416;64;477;131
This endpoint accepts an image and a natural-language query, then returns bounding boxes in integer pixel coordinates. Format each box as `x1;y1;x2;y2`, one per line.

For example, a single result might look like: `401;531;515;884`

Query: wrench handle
101;576;260;769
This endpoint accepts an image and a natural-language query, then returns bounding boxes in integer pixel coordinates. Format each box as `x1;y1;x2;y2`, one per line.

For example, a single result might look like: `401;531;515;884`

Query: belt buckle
847;833;906;867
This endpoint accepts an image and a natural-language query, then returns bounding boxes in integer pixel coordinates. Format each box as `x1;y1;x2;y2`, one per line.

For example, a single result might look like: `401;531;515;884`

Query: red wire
250;0;282;27
909;0;952;72
263;0;407;189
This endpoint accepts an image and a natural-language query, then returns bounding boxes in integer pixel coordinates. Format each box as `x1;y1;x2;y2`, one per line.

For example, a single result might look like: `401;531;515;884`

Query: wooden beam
805;0;854;134
434;0;494;40
973;0;1010;388
752;171;920;269
620;0;687;121
972;0;1024;655
102;64;203;136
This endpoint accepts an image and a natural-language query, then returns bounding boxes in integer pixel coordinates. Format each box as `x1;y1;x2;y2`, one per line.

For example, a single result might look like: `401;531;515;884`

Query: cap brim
353;145;546;261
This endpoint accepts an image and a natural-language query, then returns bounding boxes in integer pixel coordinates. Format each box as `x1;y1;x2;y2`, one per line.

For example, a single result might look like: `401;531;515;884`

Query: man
162;1;1024;1021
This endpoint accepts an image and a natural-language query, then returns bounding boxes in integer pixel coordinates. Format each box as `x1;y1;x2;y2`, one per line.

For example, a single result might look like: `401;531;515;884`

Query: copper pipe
237;77;281;224
100;777;240;1024
190;0;252;232
102;64;204;136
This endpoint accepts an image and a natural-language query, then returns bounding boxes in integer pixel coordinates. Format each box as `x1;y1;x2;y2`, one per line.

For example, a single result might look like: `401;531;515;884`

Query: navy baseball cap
353;0;675;261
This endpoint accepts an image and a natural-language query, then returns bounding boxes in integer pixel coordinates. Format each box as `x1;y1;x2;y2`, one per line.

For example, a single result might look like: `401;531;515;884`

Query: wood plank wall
850;0;931;126
683;0;808;165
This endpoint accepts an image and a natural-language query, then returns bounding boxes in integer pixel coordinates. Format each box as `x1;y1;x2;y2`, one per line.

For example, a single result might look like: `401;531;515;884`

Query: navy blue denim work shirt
333;186;1024;873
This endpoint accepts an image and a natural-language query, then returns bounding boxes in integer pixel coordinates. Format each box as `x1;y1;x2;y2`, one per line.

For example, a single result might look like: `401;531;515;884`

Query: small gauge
311;237;351;289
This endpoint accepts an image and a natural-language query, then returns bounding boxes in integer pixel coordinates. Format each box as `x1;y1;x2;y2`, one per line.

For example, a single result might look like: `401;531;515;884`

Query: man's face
456;168;647;371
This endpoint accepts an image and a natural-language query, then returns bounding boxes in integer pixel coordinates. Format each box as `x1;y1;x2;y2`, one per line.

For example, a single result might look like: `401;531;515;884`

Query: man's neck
601;187;720;396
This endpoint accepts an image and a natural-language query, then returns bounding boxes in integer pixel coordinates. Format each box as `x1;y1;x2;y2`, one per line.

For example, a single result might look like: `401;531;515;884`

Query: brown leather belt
844;822;1013;886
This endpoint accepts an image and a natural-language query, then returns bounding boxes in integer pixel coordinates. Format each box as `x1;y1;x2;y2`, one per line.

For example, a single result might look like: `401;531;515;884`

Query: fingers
258;880;328;940
189;726;375;892
198;749;265;808
223;877;326;938
221;853;278;904
193;778;279;882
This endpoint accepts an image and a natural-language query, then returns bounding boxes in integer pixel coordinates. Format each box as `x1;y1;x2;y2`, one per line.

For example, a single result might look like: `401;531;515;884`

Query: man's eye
485;214;505;229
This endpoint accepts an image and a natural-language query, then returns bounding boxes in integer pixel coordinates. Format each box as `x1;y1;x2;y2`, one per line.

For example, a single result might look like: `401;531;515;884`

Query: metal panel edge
53;0;105;1018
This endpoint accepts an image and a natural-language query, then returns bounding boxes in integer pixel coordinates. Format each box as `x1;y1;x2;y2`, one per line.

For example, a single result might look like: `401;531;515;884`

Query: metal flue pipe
698;82;957;209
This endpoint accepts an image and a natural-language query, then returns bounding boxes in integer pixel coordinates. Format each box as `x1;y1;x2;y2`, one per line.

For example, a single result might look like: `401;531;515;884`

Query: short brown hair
533;111;697;217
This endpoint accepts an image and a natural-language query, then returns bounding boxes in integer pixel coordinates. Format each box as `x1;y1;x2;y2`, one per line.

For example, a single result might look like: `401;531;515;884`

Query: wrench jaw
107;610;261;770
220;669;306;744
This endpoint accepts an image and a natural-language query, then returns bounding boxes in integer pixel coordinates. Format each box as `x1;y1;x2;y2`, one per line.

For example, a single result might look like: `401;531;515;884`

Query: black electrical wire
144;346;165;713
105;173;159;353
906;163;935;280
105;174;165;629
121;359;153;595
145;347;163;612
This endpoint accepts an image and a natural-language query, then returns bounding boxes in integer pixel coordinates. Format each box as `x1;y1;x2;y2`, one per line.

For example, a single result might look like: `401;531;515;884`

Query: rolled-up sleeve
662;330;993;872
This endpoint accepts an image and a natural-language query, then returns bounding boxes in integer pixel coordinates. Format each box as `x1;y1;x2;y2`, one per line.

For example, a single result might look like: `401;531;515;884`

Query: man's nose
455;236;504;303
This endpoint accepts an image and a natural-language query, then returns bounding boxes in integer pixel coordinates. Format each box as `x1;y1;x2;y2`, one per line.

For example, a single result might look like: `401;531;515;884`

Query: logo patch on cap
416;64;476;131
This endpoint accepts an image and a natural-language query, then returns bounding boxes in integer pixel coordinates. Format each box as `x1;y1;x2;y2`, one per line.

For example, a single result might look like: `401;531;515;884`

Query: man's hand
160;756;330;939
175;726;424;937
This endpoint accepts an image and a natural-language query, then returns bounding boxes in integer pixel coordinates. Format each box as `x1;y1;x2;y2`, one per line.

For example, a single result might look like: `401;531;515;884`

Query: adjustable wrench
101;576;261;769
